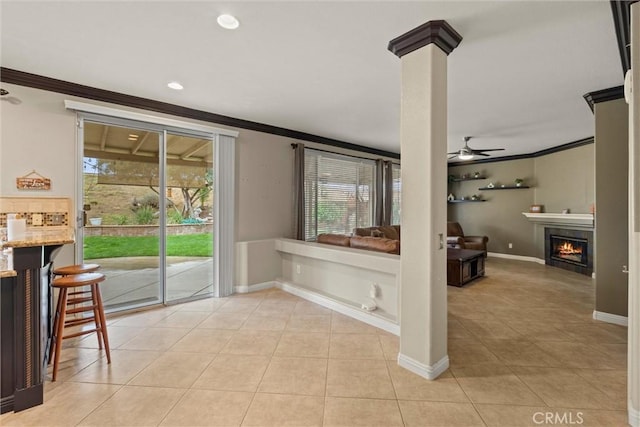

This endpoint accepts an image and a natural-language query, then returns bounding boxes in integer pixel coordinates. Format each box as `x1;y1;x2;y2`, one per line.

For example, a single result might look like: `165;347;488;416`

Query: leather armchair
446;222;488;255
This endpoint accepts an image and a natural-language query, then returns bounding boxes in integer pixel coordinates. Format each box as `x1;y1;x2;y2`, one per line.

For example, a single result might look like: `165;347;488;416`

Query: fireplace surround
544;227;593;276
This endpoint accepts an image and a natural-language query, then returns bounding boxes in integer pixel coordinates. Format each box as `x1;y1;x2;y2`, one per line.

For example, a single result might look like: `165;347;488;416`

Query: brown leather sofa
446;222;488;256
353;225;400;241
317;233;400;255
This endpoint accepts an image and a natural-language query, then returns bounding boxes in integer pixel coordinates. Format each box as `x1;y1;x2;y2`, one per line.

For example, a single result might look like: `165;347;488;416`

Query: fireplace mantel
522;213;594;229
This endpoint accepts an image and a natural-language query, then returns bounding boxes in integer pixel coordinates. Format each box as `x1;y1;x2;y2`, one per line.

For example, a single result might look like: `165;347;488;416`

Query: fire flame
557;241;582;256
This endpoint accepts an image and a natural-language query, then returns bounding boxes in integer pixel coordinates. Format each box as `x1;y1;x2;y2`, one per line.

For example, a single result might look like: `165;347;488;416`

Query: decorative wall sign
16;170;51;190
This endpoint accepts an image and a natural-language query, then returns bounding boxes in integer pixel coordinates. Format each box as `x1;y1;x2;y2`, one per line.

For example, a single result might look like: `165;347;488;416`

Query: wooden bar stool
52;263;100;276
49;263;102;359
49;272;111;381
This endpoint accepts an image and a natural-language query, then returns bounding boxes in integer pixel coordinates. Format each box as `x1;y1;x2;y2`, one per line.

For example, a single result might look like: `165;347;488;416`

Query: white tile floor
0;258;629;426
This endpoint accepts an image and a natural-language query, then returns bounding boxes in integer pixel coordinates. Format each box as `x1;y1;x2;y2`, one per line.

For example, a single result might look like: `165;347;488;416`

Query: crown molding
448;137;594;166
583;85;625;112
0;67;401;160
611;1;638;75
388;20;462;58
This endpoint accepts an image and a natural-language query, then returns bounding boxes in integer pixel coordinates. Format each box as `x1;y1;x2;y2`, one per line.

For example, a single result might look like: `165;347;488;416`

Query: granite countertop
0;270;17;278
1;228;75;249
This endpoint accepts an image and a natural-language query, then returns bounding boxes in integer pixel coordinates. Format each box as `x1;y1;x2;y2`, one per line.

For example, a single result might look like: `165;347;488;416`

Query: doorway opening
80;118;215;312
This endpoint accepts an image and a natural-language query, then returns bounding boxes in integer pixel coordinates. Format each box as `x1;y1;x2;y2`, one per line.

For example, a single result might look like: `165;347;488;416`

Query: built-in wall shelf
448;200;486;203
479;185;530;190
450;176;486;182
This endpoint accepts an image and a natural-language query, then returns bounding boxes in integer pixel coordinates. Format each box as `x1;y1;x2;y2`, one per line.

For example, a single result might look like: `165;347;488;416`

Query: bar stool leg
94;283;111;363
52;288;69;382
48;289;64;364
90;284;104;350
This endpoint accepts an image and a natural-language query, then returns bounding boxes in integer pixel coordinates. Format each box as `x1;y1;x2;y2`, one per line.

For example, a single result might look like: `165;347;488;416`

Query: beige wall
448;144;595;258
594;98;629;317
448;158;536;256
0;84;78;266
0;83;302;269
235;129;296;242
534;144;594;214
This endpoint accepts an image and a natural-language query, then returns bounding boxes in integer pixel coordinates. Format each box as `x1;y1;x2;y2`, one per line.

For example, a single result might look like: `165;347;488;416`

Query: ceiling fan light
458;153;474;160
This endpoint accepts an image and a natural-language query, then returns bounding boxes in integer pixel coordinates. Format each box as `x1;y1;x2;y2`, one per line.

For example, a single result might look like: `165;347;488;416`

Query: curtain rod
291;143;400;164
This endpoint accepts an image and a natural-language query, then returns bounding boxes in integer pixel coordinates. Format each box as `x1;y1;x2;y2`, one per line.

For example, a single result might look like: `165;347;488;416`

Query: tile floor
0;258;629;426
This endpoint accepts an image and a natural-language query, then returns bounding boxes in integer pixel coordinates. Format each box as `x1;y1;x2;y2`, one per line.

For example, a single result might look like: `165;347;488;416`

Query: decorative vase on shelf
447;193;455;202
515;179;524;187
487;182;495;188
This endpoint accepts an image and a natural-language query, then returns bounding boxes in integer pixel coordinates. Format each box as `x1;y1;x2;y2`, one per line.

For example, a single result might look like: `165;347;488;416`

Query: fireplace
545;227;593;276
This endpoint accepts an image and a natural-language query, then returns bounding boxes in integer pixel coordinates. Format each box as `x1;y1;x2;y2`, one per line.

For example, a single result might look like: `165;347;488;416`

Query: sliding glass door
164;131;214;302
79;117;215;311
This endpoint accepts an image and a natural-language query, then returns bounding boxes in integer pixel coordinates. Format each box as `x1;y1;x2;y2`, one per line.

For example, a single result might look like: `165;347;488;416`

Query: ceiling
0;1;624;159
83;122;213;166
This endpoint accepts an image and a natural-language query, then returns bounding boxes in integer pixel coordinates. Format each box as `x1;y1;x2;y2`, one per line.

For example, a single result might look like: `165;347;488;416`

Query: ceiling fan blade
471;148;505;153
474;153;491;157
447;151;461;155
448;155;458;160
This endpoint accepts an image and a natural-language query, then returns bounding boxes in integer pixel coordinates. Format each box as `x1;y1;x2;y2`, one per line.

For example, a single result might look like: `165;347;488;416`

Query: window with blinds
391;164;401;225
304;149;376;240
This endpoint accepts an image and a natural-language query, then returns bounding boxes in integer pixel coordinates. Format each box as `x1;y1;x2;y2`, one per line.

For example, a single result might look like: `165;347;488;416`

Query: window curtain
375;159;385;226
293;143;305;240
383;160;394;226
375;159;395;226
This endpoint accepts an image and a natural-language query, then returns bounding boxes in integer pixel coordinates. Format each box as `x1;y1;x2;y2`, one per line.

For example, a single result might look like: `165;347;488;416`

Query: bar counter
0;227;74;414
1;228;75;249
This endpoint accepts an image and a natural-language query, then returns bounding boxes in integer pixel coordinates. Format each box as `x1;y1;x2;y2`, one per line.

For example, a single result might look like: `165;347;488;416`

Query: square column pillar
388;21;462;380
628;3;640;425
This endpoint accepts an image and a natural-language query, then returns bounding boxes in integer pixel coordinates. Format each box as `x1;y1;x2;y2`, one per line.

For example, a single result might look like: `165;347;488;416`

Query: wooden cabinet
1;246;60;414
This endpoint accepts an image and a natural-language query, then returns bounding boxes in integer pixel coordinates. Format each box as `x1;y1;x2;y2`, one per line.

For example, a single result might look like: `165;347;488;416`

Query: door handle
622;265;629;274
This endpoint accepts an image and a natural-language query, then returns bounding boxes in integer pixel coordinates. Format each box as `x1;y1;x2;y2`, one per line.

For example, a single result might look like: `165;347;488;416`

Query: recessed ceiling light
167;81;184;90
217;14;239;30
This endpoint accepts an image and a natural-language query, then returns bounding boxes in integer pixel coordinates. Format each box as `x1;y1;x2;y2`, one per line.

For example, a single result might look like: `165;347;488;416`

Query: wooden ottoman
447;248;485;287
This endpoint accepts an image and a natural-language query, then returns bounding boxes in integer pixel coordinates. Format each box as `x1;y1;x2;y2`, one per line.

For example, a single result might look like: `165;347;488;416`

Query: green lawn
84;234;213;259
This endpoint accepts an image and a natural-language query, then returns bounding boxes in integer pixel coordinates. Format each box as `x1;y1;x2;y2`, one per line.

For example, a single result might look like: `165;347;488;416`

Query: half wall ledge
522;212;594;229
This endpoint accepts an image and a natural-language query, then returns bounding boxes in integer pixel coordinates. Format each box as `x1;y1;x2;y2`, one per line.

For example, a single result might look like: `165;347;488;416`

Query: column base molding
629;403;640;427
397;352;449;380
592;310;629;326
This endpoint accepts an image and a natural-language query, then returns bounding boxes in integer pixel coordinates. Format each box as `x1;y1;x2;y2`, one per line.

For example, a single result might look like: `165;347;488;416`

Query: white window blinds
304;149;376;240
391;164;401;225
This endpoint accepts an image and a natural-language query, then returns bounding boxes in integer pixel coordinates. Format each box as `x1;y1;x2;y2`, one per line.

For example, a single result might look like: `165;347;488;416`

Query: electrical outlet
369;284;378;298
32;213;43;226
508;243;513;249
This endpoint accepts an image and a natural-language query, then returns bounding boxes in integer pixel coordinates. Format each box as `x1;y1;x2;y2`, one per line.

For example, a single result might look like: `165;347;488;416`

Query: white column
389;21;462;380
628;3;640;425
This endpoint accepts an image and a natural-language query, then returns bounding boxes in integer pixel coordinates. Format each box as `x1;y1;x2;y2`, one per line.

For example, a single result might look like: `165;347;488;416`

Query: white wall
276;238;400;321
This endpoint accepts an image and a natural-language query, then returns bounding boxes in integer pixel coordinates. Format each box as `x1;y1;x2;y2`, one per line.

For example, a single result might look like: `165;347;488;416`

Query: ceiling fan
448;136;505;160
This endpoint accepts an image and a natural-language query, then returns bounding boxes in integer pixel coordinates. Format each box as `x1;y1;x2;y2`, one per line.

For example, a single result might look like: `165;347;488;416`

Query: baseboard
488;252;545;264
397;353;449;380
234;281;276;294
630;404;640;427
277;280;400;335
592;310;628;327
